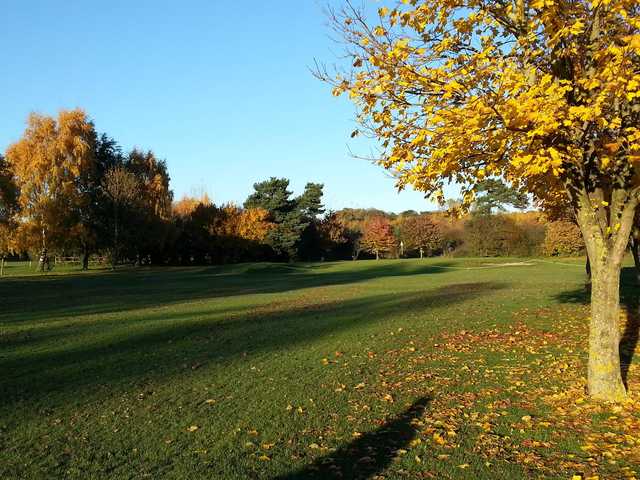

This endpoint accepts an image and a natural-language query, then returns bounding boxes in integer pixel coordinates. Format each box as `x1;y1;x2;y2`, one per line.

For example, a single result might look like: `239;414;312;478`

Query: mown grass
1;258;638;479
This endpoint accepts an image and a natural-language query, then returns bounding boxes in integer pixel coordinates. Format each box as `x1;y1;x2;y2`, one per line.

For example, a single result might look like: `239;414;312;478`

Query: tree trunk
0;257;4;276
82;243;90;271
574;189;637;402
40;226;47;273
420;247;424;259
588;260;626;400
375;250;379;260
113;205;119;270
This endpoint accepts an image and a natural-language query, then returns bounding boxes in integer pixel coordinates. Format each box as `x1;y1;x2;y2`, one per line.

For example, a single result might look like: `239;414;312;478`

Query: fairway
2;259;639;479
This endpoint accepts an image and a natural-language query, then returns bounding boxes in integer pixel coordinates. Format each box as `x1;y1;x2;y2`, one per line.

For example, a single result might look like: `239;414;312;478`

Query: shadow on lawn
554;267;639;387
0;282;504;410
0;261;455;324
276;397;431;480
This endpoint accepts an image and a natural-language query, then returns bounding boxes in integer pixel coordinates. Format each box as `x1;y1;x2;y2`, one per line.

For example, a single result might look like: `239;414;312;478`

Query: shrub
463;214;527;256
543;221;585;256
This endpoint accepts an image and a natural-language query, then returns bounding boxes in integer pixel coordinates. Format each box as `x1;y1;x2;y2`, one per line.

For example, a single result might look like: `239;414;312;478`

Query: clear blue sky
0;0;440;213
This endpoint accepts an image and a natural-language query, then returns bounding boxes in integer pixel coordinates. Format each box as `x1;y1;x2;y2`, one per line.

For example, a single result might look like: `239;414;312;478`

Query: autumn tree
5;110;96;266
173;193;212;218
543;220;586;256
362;216;396;260
208;204;275;262
400;215;442;258
317;211;352;259
126;149;173;263
236;207;274;242
334;209;399;259
0;154;18;274
128;149;172;219
464;214;526;256
511;211;548;255
0;155;17;224
537;197;598;276
324;0;640;399
102;166;138;267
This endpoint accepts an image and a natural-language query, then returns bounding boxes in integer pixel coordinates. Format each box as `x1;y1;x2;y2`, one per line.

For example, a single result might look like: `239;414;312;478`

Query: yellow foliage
328;0;640;219
173;193;212;218
208;203;273;243
5;109;96;252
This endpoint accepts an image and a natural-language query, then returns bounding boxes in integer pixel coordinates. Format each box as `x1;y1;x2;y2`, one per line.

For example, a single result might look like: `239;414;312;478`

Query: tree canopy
5;110;96;254
474;179;529;215
244;178;325;259
324;0;640;401
399;214;442;257
362;216;396;259
0;154;17;226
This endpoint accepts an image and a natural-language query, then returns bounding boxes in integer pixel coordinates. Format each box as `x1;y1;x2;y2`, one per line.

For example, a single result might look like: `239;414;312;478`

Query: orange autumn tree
324;0;640;400
362;216;396;259
209;204;273;242
236;207;274;242
399;214;442;258
6;110;96;257
173;193;213;218
544;220;586;256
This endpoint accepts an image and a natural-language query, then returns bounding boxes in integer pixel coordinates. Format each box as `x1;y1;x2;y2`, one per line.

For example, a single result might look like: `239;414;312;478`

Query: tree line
0;109;613;272
0;110;331;269
0;110;175;270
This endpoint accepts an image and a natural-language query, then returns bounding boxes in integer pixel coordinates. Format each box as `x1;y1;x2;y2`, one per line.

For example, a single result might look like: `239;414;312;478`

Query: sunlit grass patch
1;257;637;479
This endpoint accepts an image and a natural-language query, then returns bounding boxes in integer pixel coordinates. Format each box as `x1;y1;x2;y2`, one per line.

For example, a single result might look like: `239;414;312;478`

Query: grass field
1;258;639;479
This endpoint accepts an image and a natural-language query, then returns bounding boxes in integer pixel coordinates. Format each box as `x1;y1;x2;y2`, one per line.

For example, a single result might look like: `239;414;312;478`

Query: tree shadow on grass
553;267;639;387
276;397;431;480
619;305;640;388
0;261;456;324
0;282;504;410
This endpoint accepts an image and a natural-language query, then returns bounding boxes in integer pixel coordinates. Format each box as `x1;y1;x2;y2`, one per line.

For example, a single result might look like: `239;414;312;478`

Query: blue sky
0;0;440;213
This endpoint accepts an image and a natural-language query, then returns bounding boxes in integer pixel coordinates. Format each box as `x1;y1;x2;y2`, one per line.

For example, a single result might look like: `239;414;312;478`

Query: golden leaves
5;109;97;252
325;0;640;209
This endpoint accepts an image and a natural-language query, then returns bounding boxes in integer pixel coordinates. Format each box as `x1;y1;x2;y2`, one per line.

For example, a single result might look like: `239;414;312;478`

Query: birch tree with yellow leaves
5;110;96;257
322;0;640;401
